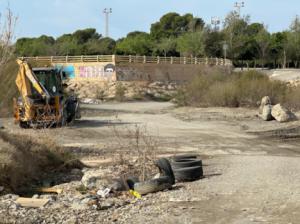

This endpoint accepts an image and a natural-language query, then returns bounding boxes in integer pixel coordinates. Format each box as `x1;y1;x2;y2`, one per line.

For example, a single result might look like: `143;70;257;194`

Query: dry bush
0;131;75;193
281;86;300;111
175;70;288;108
115;82;126;101
112;124;159;181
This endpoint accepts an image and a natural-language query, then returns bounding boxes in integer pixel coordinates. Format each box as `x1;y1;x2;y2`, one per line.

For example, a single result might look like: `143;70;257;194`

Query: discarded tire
155;158;175;184
172;154;198;162
134;176;172;195
171;159;202;169
126;176;139;190
173;166;203;182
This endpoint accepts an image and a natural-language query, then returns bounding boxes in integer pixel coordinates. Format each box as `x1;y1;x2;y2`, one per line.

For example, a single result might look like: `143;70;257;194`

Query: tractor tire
173;166;203;182
19;121;30;129
172;154;198;161
171;159;202;169
155;158;175;185
134;176;172;195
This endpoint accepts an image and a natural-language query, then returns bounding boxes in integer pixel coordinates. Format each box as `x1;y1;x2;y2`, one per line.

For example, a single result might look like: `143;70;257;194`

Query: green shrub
175;70;289;108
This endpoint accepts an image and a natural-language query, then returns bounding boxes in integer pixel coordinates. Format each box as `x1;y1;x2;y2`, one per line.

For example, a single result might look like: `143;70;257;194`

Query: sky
1;0;300;40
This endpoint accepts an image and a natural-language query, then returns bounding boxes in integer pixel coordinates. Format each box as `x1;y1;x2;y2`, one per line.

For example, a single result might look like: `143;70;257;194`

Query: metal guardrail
19;55;232;66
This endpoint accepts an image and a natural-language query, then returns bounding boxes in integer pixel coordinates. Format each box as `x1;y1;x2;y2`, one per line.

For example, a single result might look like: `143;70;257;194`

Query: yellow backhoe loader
13;59;80;128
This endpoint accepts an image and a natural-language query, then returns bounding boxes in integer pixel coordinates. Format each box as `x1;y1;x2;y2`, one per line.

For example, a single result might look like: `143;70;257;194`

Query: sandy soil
2;101;300;223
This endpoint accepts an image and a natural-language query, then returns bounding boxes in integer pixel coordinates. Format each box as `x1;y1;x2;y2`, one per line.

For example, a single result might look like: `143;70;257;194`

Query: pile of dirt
0;131;80;194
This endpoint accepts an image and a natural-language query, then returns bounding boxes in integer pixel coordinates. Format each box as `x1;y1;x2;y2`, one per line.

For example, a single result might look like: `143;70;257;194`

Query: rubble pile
65;80;179;103
258;96;297;123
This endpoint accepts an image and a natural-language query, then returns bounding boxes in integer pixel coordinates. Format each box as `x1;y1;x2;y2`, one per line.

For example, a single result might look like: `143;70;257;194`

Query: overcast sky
1;0;300;40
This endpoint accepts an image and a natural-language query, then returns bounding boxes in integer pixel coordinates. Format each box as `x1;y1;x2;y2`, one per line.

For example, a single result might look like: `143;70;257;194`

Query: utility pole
234;1;245;17
211;17;221;31
103;8;112;37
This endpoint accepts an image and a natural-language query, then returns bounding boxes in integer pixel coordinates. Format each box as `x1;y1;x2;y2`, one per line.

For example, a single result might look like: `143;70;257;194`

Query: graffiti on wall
55;65;76;79
78;64;115;80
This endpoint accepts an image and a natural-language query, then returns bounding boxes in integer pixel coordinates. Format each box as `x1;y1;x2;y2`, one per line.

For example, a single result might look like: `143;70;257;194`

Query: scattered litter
97;188;110;198
15;197;49;208
129;190;141;199
38;187;63;194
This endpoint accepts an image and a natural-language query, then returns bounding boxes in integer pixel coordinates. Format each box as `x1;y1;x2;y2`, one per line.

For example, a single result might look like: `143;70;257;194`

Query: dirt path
2;101;300;223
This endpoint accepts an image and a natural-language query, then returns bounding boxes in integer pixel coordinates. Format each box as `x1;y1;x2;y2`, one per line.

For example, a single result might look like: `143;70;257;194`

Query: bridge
20;55;232;82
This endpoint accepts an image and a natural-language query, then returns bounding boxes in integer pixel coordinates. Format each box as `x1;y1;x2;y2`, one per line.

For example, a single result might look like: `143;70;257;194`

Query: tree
204;29;225;57
150;13;203;40
255;27;270;67
85;37;116;55
115;32;154;55
286;16;300;67
16;35;55;56
223;11;250;61
0;7;17;71
176;31;205;57
156;37;178;57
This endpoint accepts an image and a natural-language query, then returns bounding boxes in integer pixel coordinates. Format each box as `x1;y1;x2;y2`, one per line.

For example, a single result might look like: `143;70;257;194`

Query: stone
0;186;4;192
32;194;39;199
261;105;274;121
259;96;271;114
271;104;296;123
81;169;110;189
100;200;115;210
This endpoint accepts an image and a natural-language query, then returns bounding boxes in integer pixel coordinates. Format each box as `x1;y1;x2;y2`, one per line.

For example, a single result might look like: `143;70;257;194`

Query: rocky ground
66;80;179;103
1;101;300;223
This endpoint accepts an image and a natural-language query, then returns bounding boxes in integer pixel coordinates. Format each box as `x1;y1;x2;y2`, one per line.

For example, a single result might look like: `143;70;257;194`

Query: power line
234;1;245;17
103;8;112;37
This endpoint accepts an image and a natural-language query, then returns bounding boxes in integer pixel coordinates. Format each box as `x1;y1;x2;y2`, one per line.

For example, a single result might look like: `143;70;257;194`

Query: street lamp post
103;8;112;37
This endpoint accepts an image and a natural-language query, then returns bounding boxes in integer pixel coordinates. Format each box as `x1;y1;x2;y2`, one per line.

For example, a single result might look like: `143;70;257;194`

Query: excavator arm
15;59;51;101
15;59;52;122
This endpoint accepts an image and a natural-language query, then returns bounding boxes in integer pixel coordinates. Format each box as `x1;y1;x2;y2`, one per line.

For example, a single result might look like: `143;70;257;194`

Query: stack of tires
171;154;203;182
133;158;175;195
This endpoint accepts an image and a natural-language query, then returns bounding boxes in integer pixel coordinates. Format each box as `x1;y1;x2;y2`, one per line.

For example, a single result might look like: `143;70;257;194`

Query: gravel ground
1;102;300;223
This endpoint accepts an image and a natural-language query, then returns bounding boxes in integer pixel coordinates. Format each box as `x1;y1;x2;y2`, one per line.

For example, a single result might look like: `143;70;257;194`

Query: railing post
112;55;116;63
216;57;218;66
51;56;53;63
157;56;160;64
81;55;84;62
195;57;197;64
143;55;146;63
97;55;99;62
171;57;173;64
66;56;68;63
184;57;186;65
129;55;132;63
206;57;208;65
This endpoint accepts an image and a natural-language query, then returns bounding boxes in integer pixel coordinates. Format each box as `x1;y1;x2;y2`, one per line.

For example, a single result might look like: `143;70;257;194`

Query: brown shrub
0;131;75;194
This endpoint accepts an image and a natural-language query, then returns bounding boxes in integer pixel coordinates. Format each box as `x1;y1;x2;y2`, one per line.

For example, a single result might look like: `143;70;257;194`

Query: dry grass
0;131;77;194
174;70;297;109
111;124;159;182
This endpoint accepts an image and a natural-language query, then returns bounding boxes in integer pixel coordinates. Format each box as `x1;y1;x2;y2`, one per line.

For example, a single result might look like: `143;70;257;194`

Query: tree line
15;12;300;68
